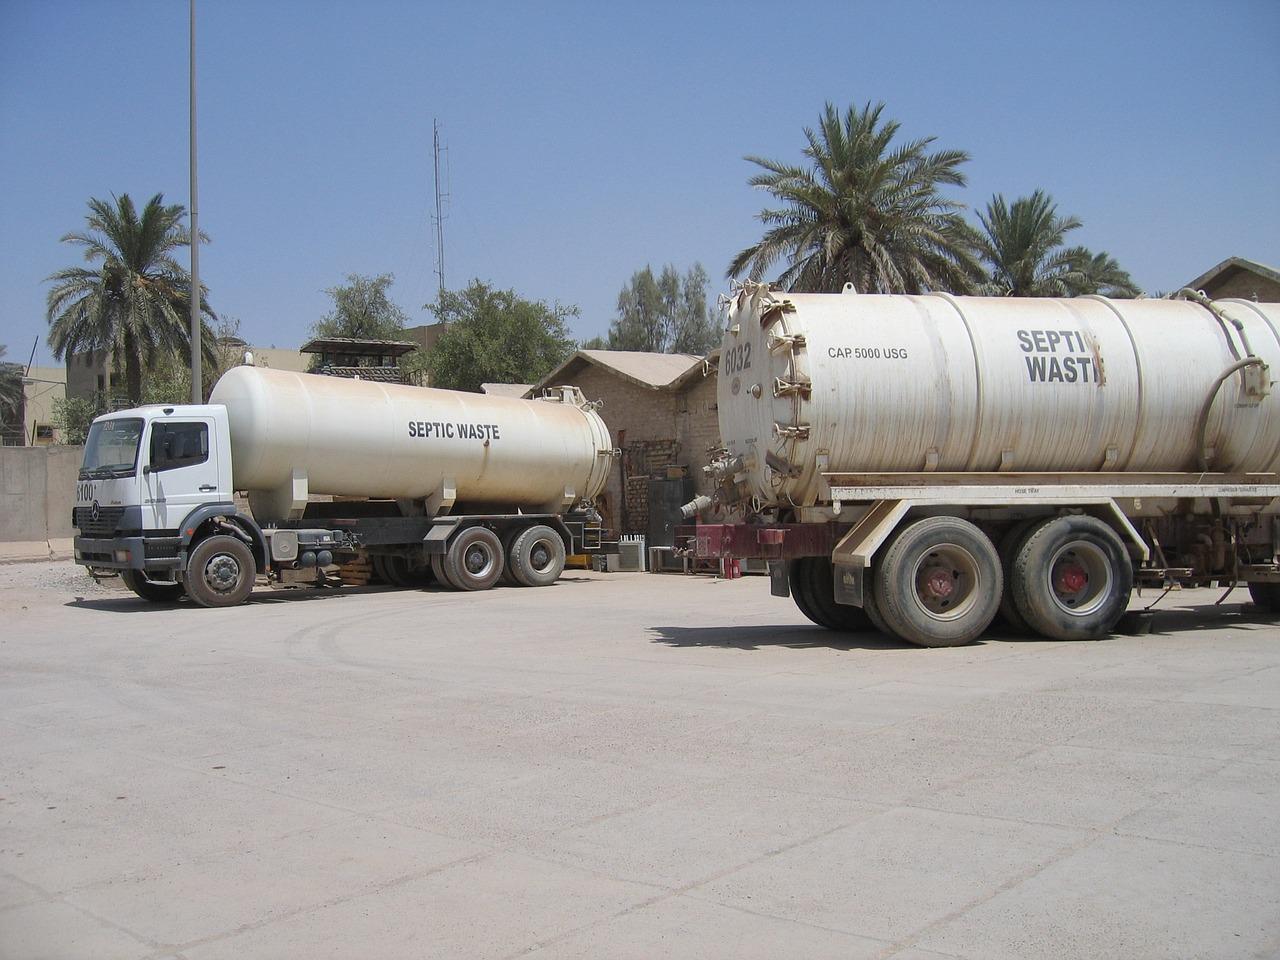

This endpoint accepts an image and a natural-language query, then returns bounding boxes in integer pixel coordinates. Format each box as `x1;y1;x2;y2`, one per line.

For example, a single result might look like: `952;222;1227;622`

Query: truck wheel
1248;581;1280;612
873;517;1001;647
996;520;1039;634
121;568;184;602
788;559;827;627
861;564;892;637
798;557;872;632
378;554;417;588
185;535;256;608
430;554;455;589
444;527;504;591
1011;516;1132;640
508;525;566;587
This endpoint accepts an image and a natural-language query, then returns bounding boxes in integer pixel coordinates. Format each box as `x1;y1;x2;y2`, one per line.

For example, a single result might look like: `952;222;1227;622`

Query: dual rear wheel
791;515;1134;647
434;524;566;591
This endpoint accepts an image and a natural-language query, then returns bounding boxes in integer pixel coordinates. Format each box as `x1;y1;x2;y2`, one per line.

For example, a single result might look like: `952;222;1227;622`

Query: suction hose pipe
681;495;713;519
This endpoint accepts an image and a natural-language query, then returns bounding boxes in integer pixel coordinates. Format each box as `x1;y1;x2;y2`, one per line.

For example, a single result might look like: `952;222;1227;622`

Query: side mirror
142;464;153;475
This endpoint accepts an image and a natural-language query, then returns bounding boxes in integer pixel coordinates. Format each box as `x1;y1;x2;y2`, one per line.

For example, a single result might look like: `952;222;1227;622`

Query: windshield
81;418;144;478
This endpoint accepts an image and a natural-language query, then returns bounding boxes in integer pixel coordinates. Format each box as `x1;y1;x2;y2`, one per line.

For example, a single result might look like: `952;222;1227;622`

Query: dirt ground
2;563;1277;959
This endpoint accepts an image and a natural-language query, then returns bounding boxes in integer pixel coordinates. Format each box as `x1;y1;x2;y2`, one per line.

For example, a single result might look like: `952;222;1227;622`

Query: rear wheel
184;535;256;608
444;527;504;591
377;554;418;588
873;517;1001;647
1010;516;1132;640
429;554;454;589
1247;581;1280;612
121;568;184;602
794;557;872;631
996;520;1039;634
789;559;826;627
508;525;566;587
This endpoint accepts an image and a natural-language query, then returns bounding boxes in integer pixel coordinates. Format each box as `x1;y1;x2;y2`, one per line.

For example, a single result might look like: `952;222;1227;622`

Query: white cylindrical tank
717;284;1280;507
210;367;612;521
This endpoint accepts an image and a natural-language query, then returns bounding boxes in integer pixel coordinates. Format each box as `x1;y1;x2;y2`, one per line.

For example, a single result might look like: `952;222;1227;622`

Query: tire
861;565;891;637
996;520;1040;634
378;554;417;588
789;559;827;628
796;557;873;632
184;535;256;608
507;525;566;587
444;526;505;591
872;516;1002;648
430;553;454;589
1247;581;1280;613
370;554;392;585
121;568;184;602
1010;515;1133;640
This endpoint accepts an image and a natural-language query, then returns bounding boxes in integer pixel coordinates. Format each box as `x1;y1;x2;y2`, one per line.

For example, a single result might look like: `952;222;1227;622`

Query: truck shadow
650;624;919;652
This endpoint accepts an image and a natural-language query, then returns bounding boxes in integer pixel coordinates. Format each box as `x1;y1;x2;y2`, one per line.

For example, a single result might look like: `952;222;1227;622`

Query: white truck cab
73;404;346;607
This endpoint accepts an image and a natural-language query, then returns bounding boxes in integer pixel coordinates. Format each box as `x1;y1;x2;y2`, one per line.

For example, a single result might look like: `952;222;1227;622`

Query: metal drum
717;284;1280;507
210;366;612;520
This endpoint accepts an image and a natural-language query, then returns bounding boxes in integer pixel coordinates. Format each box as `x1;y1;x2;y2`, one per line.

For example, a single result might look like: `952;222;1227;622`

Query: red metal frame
675;523;848;561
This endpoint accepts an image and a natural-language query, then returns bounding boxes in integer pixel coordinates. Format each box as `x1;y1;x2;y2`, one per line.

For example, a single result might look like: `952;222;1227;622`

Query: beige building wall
559;363;722;536
1207;273;1280;303
21;366;67;444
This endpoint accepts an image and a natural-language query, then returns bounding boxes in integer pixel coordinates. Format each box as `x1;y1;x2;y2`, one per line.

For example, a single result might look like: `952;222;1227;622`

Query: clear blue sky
2;0;1278;369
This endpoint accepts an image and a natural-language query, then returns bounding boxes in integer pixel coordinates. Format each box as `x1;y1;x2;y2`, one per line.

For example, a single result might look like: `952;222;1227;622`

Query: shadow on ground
650;623;919;652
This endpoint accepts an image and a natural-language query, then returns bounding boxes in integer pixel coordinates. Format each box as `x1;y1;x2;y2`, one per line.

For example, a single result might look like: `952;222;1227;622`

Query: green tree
51;394;107;445
973;191;1140;297
425;280;576;392
1072;250;1142;298
0;345;23;423
308;273;412;372
45;193;216;404
729;101;982;294
142;317;244;404
605;264;719;354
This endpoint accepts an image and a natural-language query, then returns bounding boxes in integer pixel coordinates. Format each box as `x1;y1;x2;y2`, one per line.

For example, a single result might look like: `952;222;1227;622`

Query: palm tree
1072;250;1141;298
728;101;983;294
972;191;1140;298
0;345;24;423
46;193;215;404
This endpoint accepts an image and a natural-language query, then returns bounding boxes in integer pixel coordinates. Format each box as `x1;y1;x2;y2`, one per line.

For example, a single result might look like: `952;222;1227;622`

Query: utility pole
188;0;202;403
432;119;448;301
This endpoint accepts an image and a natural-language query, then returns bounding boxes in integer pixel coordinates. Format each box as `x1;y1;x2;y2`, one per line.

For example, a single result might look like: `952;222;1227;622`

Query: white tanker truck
681;283;1280;647
72;366;613;606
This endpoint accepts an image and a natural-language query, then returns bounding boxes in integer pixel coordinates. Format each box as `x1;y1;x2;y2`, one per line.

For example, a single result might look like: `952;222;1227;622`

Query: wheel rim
464;543;496;578
529;538;555;574
1047;540;1112;616
204;553;242;594
910;543;982;622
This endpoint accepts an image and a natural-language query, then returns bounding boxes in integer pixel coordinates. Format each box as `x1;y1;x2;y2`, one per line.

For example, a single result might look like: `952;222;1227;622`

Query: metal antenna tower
432;119;449;300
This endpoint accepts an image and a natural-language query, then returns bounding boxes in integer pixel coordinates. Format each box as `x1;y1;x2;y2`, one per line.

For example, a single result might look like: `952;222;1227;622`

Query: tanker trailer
681;282;1280;646
71;366;614;607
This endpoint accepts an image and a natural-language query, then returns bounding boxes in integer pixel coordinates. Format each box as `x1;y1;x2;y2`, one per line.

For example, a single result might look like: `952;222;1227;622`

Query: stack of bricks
622;439;679;535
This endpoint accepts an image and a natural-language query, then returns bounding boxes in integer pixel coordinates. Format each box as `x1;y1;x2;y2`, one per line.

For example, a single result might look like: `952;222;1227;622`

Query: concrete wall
0;445;83;542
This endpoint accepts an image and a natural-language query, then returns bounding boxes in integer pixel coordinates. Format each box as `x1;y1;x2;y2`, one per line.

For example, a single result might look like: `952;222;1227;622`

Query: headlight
114;549;130;563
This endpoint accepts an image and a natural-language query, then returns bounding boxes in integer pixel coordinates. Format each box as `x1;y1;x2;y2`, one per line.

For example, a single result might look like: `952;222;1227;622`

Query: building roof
480;382;533;397
529;350;708;397
1185;257;1280;294
299;337;418;357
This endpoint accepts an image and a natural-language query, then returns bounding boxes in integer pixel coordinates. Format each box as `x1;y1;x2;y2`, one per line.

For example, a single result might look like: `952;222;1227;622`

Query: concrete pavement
1;562;1277;959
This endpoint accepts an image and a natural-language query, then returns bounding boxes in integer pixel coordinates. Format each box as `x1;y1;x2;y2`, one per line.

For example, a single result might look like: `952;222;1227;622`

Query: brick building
527;350;720;539
1185;257;1280;302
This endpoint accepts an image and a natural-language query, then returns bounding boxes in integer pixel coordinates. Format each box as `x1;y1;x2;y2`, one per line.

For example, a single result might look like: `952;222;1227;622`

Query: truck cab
74;404;234;570
72;403;321;607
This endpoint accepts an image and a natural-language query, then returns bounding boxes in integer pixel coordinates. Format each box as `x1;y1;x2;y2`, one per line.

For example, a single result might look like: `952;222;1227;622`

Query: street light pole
188;0;202;403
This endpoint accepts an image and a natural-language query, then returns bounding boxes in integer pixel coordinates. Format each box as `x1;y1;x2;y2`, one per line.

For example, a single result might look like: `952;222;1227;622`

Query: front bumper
73;536;182;572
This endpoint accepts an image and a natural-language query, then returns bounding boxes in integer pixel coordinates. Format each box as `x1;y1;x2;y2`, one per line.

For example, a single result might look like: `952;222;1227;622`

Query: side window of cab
149;421;209;472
